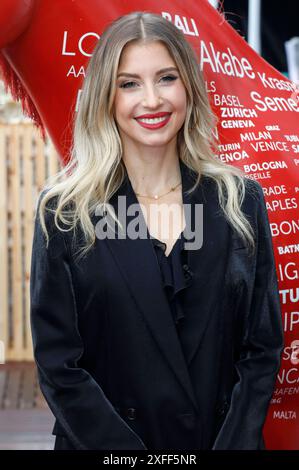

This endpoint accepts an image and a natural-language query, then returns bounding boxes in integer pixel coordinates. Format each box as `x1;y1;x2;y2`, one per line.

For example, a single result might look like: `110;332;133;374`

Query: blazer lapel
179;163;231;365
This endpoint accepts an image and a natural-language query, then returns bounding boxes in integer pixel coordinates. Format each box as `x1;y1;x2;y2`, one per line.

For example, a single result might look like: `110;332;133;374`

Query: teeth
137;116;169;124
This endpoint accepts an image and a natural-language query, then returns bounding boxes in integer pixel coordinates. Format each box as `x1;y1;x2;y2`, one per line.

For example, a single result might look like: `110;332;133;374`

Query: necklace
135;181;182;200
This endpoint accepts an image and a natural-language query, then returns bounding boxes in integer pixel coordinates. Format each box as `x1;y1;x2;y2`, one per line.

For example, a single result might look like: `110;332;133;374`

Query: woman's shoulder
243;177;264;197
36;188;88;258
35;188;77;243
37;188;75;210
242;177;265;208
234;176;268;226
203;174;266;225
37;188;75;219
201;173;264;205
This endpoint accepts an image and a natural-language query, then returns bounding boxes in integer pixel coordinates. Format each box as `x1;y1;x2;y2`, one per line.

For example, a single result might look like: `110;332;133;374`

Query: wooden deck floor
0;362;55;449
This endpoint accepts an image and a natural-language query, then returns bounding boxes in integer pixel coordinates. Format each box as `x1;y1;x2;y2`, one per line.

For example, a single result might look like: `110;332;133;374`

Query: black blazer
30;160;284;450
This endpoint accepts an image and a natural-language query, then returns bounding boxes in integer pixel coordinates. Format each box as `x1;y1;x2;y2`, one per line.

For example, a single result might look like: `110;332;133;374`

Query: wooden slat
48;138;61;177
0;369;7;408
23;126;34;360
19;367;36;409
34;127;46;193
3;369;21;409
9;127;23;360
0;125;8;358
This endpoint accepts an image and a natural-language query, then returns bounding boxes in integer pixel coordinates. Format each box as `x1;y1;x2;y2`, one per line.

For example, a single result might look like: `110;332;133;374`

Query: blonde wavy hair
38;11;255;261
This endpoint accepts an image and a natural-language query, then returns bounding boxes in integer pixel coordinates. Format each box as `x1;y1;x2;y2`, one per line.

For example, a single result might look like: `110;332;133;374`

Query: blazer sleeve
212;181;284;450
30;193;147;450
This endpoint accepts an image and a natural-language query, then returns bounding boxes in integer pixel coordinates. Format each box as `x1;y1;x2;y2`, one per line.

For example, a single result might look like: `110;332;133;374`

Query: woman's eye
119;75;178;89
119;81;136;89
160;75;178;83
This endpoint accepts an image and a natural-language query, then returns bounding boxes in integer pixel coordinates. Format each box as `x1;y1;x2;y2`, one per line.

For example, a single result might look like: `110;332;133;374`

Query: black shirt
150;231;193;328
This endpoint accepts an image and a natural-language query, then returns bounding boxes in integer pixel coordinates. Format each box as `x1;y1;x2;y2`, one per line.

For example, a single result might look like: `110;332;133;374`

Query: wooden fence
0;123;62;361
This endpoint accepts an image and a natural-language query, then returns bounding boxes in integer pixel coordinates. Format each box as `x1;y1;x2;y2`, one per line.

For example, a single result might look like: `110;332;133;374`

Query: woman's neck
122;154;181;196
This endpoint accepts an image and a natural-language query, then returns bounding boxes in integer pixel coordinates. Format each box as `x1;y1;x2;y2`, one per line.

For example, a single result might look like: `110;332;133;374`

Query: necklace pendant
154;195;158;200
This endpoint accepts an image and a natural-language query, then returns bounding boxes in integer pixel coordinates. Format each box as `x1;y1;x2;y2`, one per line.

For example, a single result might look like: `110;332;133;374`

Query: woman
30;11;284;450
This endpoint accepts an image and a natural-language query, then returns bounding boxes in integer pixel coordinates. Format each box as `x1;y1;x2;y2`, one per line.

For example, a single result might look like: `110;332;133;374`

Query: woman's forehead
118;41;176;70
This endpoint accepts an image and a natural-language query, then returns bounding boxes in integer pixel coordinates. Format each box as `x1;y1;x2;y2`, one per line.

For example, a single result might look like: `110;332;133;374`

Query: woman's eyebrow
117;67;178;78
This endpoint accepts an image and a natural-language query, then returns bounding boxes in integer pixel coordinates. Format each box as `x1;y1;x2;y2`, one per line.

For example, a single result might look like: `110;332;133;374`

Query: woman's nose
141;85;162;108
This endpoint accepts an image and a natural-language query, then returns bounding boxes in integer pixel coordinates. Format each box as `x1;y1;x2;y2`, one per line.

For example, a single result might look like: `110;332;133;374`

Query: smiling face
113;41;187;152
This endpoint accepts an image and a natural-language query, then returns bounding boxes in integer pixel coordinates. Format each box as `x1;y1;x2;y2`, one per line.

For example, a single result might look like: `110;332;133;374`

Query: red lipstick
135;112;172;130
135;112;171;119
